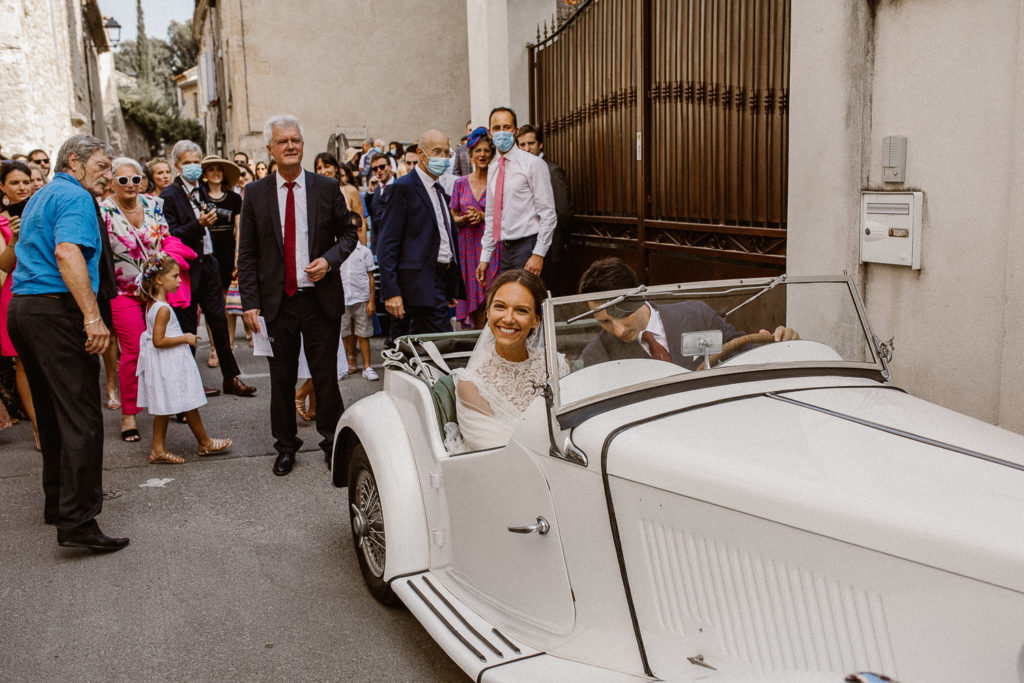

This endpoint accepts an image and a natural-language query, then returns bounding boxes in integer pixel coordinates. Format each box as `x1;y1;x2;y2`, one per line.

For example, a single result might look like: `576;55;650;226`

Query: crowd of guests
0;103;577;552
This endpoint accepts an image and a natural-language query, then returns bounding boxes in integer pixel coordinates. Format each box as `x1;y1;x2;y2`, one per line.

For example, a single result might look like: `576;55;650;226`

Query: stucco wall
201;0;471;165
0;0;77;157
788;0;1024;432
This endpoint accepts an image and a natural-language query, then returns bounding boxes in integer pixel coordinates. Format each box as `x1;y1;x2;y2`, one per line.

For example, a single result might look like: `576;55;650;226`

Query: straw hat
344;147;361;164
200;155;241;188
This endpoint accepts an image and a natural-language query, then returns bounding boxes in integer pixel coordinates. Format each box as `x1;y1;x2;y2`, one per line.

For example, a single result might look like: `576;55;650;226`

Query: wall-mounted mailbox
860;191;922;270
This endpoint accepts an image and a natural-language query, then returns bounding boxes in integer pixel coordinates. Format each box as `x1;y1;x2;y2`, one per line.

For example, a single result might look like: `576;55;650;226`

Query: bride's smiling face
487;282;540;360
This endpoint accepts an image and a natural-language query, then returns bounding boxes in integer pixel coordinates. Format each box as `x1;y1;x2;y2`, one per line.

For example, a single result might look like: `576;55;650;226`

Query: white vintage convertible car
330;274;1024;682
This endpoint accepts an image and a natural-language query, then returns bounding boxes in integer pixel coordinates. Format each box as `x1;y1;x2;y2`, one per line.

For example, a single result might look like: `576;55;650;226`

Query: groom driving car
577;258;798;370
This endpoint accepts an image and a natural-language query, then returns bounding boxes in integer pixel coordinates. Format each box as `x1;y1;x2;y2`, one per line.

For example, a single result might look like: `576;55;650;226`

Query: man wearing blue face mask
378;129;466;337
161;139;256;398
476;106;557;284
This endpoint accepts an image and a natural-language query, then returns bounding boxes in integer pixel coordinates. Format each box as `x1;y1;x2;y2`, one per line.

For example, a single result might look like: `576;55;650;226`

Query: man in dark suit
237;115;358;476
367;151;395;257
577;258;798;369
516;125;574;295
161;139;256;398
378;129;465;337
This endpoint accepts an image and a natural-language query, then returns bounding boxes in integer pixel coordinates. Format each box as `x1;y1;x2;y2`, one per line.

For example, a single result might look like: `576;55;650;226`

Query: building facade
787;0;1024;433
0;0;127;159
193;0;483;164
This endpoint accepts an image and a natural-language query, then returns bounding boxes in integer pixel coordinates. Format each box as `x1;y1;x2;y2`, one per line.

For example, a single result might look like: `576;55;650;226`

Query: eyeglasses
115;175;143;186
371;165;388;172
32;157;50;165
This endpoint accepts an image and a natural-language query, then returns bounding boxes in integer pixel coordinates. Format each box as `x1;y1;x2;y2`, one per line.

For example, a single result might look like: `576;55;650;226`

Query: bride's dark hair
485;269;547;316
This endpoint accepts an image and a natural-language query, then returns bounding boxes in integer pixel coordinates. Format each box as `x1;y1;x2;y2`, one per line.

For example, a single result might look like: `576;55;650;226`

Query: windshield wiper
566;285;648;324
723;274;787;319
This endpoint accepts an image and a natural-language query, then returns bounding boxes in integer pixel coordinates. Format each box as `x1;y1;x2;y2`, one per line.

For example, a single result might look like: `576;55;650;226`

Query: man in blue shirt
8;134;129;552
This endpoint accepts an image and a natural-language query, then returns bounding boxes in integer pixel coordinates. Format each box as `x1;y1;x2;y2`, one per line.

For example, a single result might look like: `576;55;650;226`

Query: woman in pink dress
450;128;502;329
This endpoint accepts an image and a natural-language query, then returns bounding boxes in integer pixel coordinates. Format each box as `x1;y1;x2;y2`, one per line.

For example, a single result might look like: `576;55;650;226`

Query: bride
453;269;569;452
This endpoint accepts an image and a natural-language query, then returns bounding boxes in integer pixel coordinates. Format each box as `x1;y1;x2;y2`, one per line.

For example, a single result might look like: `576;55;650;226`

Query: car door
436;438;575;637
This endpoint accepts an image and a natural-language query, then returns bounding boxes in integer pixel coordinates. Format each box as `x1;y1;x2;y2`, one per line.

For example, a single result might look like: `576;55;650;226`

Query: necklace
114;197;142;214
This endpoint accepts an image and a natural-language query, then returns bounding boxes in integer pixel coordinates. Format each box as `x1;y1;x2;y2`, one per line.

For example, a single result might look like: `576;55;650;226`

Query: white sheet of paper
252;316;274;357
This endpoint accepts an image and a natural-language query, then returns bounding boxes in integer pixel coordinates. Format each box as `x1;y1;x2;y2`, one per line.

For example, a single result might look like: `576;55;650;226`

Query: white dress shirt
639;304;668;357
414;165;454;263
480;144;558;263
275;171;313;289
181;178;214;256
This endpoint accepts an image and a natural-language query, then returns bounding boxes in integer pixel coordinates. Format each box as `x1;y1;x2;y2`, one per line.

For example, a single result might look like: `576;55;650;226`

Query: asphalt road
0;334;465;682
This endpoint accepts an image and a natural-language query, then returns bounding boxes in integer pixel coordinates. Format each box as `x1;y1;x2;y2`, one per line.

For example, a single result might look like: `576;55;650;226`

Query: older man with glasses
8;134;129;552
27;149;50;181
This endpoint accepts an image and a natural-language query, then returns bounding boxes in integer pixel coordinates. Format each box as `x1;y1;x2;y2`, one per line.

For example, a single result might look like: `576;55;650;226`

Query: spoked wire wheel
347;444;397;604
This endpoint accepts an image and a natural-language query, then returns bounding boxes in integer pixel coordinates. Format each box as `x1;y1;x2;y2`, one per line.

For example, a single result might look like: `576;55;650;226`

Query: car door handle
507;516;550;535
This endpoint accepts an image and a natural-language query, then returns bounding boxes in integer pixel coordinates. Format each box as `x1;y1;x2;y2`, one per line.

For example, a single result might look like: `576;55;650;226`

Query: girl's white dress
137;300;207;415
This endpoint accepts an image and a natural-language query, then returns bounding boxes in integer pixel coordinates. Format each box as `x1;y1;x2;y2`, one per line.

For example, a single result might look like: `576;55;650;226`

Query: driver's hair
578;257;639;294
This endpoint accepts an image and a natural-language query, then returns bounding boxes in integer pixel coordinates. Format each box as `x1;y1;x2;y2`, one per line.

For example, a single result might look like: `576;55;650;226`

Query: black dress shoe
273;452;295;476
224;377;257;397
58;524;129;552
203;385;221;398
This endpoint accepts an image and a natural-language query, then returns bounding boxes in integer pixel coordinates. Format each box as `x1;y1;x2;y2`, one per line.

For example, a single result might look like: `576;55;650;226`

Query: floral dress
99;194;170;297
449;175;501;328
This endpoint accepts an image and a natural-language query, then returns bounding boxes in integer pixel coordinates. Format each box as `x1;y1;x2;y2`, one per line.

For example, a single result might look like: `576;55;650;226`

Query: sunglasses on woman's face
115;175;143;186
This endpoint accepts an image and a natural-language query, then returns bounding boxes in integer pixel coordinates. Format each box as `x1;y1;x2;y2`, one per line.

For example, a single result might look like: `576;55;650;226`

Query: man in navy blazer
237;115;358;476
378;129;466;337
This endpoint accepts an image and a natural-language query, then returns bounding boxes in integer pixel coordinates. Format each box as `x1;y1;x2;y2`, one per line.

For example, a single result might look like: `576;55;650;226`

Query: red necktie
491;156;506;243
642;331;671;362
284;181;297;297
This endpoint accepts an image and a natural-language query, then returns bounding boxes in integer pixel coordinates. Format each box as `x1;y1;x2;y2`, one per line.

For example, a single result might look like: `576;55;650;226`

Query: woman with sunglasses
99;157;172;443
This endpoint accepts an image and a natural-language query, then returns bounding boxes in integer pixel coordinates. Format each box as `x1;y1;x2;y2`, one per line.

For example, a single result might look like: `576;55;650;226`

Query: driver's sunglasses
371;164;388;172
115;175;143;186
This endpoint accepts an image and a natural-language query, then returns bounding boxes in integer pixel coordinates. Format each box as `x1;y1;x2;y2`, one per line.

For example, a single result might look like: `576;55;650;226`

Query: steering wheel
698;331;776;370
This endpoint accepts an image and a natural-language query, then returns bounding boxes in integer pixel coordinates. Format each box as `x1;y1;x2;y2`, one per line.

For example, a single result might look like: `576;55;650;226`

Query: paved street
0;333;464;682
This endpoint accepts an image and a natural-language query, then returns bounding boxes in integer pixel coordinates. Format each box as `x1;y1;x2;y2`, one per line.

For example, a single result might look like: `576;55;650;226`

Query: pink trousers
111;294;146;416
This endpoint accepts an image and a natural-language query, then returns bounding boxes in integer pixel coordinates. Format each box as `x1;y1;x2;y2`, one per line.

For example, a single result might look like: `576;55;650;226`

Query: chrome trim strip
422;575;503;658
766;392;1024;473
490;629;521;655
475;652;544;683
406;579;487;662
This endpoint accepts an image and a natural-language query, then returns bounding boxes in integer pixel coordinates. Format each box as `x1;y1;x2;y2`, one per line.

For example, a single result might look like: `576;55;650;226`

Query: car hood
574;381;1024;593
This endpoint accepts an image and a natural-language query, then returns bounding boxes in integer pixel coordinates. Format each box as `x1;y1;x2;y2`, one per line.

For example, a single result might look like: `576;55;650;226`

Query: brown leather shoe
223;376;256;397
204;385;221;397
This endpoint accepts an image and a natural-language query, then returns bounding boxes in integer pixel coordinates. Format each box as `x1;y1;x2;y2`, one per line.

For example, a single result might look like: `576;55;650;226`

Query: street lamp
103;16;121;47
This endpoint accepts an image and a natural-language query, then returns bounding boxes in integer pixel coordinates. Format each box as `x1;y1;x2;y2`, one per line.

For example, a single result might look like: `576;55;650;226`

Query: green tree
135;0;152;84
166;20;198;76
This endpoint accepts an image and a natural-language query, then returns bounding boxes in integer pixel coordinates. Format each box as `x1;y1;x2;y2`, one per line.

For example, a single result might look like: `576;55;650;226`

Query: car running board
392;572;540;677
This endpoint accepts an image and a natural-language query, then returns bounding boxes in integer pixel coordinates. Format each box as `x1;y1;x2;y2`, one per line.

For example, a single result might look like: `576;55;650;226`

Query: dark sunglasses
371;164;388;172
32;157;50;165
115;175;143;186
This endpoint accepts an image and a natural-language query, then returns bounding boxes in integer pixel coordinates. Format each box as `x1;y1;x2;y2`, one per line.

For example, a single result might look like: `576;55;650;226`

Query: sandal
198;437;232;456
149;450;185;464
207;350;219;368
106;390;121;411
295;398;313;422
121;429;141;443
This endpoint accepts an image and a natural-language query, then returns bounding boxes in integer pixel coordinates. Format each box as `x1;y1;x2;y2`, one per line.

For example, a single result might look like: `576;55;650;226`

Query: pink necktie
491;156;506;244
284;181;297;297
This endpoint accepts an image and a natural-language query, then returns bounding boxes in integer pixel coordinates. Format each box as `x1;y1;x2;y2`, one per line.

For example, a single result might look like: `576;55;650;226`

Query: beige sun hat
200;155;240;189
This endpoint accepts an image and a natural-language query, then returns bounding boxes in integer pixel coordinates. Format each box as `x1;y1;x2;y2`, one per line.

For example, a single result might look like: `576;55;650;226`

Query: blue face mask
492;130;515;153
426;156;450;177
181;163;203;183
373;146;383;154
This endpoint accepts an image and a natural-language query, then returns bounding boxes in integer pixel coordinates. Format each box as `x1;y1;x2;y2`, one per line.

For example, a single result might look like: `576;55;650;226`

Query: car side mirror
682;330;723;369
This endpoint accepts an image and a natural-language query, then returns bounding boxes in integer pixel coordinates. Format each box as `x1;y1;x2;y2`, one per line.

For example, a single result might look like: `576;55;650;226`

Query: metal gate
529;0;790;286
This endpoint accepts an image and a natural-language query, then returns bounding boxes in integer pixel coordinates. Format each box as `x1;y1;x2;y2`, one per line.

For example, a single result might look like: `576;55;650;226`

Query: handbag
225;279;243;314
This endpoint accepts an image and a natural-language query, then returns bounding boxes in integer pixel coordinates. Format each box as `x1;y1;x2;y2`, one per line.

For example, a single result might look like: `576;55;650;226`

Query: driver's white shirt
639;303;668;357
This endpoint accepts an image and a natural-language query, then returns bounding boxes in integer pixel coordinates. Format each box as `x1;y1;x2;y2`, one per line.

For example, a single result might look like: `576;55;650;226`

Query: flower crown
133;253;171;289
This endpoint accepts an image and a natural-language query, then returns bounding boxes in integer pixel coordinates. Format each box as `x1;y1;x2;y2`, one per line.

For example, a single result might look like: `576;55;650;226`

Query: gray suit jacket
581;301;741;370
543;156;573;264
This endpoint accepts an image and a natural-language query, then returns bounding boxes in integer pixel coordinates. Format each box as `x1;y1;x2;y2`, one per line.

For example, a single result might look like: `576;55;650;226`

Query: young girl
136;255;231;464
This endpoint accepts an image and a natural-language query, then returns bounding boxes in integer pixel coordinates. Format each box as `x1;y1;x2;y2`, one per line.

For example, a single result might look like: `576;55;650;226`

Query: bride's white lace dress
453;327;569;452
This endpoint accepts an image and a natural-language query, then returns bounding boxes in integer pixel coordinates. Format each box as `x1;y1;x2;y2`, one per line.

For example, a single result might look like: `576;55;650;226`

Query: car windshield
545;275;882;411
